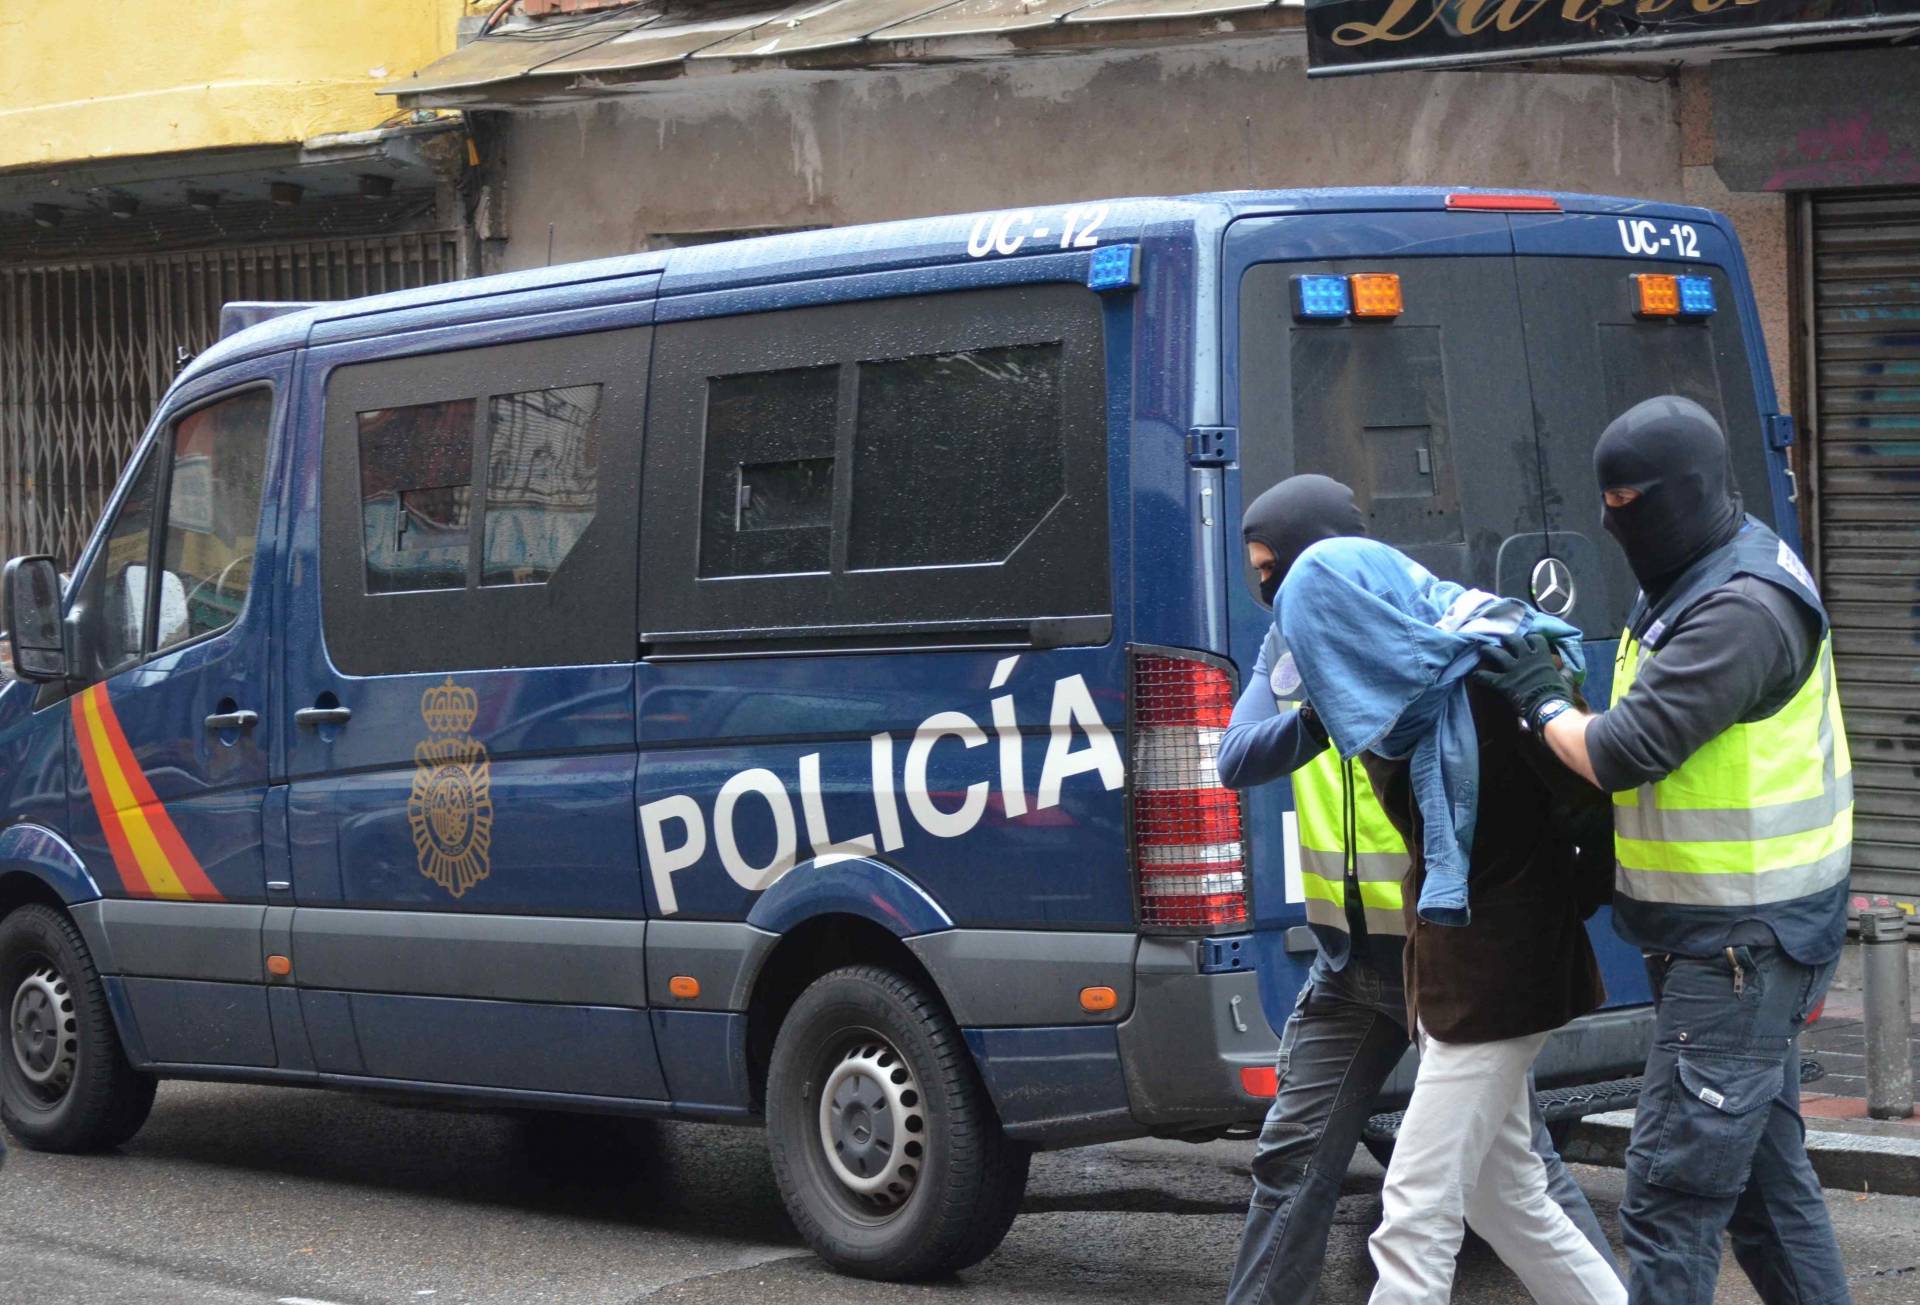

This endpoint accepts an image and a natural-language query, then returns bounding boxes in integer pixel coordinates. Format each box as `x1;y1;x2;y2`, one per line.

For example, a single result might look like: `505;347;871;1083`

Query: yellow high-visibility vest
1609;631;1852;909
1292;738;1410;939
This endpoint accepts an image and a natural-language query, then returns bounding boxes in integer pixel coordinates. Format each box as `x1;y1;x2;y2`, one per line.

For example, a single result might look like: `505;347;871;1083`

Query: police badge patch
408;677;494;898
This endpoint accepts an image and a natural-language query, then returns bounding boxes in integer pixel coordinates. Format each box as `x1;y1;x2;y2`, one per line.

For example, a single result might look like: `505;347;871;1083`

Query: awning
385;0;1305;108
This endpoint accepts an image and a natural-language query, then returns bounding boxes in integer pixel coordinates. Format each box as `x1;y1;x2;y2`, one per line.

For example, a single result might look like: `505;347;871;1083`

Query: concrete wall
483;38;1684;271
480;37;1844;445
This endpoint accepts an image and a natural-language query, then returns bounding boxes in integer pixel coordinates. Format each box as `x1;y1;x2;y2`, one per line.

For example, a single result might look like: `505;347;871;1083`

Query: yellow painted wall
0;1;485;172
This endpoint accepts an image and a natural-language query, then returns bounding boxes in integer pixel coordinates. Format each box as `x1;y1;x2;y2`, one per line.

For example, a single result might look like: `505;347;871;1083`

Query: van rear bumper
963;936;1277;1148
1113;939;1279;1135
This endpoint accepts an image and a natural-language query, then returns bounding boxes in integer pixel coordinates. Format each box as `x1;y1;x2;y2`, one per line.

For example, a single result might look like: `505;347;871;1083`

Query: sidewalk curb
1565;1110;1920;1197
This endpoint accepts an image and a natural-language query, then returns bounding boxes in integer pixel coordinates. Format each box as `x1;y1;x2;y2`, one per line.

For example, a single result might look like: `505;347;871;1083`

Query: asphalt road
1;1081;1916;1304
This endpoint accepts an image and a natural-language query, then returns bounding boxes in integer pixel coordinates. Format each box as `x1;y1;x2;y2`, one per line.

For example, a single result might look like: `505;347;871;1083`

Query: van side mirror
5;556;68;683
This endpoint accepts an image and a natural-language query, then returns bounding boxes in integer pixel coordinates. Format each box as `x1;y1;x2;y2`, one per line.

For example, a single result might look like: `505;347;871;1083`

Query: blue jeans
1225;954;1614;1305
1621;945;1849;1305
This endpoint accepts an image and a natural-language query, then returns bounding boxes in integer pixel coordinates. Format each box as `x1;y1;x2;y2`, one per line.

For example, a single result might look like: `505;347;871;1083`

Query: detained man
1275;536;1625;1305
1220;476;1615;1305
1475;396;1852;1304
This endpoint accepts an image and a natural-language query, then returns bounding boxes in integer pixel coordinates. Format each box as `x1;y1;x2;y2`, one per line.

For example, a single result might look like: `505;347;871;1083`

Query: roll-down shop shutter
1810;188;1920;909
0;226;462;566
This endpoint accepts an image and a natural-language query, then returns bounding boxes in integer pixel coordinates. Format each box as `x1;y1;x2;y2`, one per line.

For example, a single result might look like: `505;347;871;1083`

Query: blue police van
0;188;1796;1279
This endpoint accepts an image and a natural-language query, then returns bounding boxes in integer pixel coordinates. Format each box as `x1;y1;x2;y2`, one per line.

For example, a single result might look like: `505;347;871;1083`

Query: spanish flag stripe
86;686;218;900
77;688;190;899
70;689;153;898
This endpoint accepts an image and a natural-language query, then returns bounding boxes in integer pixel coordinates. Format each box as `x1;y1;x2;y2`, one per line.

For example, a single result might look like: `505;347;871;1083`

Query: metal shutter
0;229;462;565
1809;188;1920;907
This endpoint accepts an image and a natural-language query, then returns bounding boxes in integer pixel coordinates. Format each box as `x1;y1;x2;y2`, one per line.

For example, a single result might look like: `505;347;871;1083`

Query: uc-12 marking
967;205;1111;258
1618;218;1700;258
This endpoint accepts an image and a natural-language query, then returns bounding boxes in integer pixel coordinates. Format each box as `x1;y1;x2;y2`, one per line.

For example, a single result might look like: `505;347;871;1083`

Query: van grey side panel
291;910;648;1006
644;919;777;1011
98;900;265;983
907;930;1137;1026
121;978;277;1067
343;993;667;1098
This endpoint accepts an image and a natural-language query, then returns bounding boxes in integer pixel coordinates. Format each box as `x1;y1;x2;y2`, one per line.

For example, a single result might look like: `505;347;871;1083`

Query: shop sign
1306;0;1920;75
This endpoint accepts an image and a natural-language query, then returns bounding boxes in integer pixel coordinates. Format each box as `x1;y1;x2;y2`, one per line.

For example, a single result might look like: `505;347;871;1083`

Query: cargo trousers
1620;945;1850;1305
1225;952;1615;1305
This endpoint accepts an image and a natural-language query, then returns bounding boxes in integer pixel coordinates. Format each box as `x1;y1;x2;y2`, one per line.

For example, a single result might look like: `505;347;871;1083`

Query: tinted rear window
1239;254;1769;639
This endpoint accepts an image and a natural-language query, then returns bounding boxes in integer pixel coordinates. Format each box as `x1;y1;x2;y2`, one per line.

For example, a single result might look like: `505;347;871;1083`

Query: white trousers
1367;1025;1627;1305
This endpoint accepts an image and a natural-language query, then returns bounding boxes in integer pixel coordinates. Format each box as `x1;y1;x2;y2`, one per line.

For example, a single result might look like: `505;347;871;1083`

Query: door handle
294;706;353;728
204;709;259;732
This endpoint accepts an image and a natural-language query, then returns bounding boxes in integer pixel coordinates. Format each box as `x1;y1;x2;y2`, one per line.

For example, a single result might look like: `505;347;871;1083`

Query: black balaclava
1242;474;1366;608
1593;395;1744;599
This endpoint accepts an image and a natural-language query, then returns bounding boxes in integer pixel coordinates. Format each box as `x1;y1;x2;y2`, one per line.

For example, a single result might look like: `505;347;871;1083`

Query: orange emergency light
1349;273;1404;318
1633;274;1681;317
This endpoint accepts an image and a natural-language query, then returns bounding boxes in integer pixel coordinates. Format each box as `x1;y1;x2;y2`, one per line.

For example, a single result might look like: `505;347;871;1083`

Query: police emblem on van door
408;678;493;898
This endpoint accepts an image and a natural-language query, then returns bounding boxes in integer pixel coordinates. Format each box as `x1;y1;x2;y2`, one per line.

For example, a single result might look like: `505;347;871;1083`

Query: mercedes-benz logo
1530;557;1576;618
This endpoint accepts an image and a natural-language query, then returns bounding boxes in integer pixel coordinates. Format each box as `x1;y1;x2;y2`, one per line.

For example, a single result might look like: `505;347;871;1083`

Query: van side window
642;285;1109;650
74;450;162;681
358;398;476;594
320;328;646;676
699;366;837;578
484;385;602;587
157;388;273;651
851;344;1065;570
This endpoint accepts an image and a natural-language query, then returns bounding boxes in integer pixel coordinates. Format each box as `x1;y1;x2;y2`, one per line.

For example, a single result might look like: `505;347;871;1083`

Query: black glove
1298;703;1330;750
1471;632;1568;730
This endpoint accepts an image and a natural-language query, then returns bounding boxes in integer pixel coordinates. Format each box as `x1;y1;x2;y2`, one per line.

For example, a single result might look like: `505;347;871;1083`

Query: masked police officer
1222;474;1613;1305
1477;396;1853;1304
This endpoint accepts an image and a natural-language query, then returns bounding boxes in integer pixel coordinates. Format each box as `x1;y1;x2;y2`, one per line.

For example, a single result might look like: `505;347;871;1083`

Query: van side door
280;309;664;1101
60;359;290;1068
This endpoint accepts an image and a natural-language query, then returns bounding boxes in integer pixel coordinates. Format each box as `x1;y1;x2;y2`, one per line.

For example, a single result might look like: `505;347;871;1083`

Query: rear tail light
1130;649;1248;930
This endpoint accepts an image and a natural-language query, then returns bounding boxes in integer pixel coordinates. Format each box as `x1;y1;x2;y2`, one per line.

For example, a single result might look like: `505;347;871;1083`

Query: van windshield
1238;254;1769;640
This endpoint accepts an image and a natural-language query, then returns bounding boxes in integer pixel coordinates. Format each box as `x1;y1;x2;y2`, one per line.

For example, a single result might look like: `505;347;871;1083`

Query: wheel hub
10;965;77;1093
817;1040;925;1211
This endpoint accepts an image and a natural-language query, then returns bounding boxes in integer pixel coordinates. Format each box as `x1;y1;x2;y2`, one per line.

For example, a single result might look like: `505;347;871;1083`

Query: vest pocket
1646;1051;1784;1197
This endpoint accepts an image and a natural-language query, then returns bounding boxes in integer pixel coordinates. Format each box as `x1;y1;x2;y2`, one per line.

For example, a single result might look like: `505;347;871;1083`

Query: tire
765;964;1030;1280
0;904;155;1152
1361;1133;1395;1169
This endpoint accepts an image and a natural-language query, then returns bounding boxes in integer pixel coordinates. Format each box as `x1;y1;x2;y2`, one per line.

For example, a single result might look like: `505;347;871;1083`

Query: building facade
390;2;1919;909
0;0;485;563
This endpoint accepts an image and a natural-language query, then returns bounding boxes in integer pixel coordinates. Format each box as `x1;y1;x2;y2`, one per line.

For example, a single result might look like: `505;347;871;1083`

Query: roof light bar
1086;243;1140;292
1676;274;1716;316
1292;274;1352;319
1349;273;1403;318
1445;193;1562;212
1633;273;1680;318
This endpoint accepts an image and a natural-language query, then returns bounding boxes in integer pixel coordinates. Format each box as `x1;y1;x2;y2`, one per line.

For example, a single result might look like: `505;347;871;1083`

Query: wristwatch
1532;698;1575;732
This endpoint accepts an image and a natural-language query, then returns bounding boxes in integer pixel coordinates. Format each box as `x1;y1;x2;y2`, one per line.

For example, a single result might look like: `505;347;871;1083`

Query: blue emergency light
1292;274;1351;319
1676;275;1716;316
1086;244;1140;292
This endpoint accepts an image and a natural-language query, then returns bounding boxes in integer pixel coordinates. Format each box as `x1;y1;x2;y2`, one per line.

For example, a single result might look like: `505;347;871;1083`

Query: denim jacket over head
1276;538;1584;927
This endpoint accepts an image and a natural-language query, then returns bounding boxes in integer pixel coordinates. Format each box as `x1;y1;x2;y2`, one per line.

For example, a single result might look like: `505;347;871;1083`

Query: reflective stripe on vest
1291;736;1410;938
1609;630;1853;908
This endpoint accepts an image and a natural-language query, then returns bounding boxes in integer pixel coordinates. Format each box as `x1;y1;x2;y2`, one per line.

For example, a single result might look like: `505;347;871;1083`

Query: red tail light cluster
1130;651;1248;929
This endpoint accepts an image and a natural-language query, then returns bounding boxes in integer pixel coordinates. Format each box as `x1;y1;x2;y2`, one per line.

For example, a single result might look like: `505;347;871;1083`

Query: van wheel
0;904;155;1152
766;965;1029;1280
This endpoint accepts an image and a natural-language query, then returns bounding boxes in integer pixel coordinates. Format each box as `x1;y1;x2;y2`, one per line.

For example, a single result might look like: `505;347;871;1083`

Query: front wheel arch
744;914;945;1113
